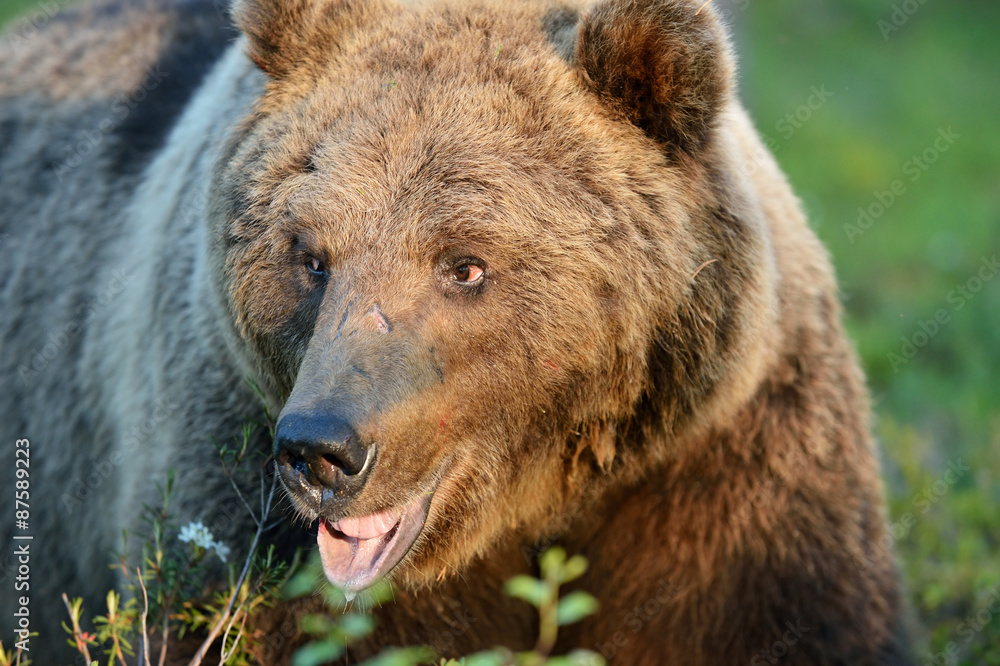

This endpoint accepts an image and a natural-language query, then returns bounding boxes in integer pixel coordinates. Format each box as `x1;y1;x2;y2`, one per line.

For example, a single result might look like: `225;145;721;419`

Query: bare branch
186;473;278;666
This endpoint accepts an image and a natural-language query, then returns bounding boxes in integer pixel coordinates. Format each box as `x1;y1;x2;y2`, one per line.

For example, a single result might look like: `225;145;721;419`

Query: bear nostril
275;446;309;477
322;453;343;470
309;456;338;487
273;412;371;491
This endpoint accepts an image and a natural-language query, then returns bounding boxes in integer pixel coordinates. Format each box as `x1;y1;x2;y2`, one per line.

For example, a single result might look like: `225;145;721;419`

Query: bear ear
231;0;379;78
576;0;734;154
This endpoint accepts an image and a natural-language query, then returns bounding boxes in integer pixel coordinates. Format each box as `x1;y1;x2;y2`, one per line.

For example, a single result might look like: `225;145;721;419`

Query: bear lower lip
317;492;433;593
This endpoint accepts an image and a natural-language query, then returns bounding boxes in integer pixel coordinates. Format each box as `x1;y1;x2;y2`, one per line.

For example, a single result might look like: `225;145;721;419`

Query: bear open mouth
317;491;434;593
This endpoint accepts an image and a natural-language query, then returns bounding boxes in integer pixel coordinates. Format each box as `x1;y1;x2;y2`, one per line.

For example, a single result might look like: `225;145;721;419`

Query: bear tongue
332;508;400;539
317;497;429;593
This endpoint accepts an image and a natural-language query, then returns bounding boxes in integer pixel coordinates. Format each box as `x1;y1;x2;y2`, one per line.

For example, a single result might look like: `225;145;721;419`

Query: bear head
209;0;778;593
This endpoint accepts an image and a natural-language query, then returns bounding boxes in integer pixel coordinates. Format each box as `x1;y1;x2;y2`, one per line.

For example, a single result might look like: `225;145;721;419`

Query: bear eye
305;256;327;277
453;263;484;284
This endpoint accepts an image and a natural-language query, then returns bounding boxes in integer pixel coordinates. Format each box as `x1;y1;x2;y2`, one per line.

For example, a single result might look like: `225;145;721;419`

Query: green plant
61;381;294;666
287;546;604;666
0;638;34;666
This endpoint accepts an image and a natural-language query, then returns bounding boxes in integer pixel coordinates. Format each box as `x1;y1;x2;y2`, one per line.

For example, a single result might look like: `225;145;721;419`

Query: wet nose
274;412;372;492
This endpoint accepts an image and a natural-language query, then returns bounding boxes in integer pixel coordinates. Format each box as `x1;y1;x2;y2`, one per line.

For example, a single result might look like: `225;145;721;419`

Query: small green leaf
293;640;344;666
556;591;599;625
544;657;573;666
105;590;118;615
505;575;548;607
539;547;567;579
282;571;318;599
454;649;511;666
338;612;376;640
561;555;588;584
545;652;605;666
358;645;436;666
566;650;607;666
299;613;337;636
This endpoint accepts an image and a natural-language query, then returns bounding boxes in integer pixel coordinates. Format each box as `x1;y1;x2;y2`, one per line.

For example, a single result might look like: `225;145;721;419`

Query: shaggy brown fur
0;0;911;662
217;0;909;661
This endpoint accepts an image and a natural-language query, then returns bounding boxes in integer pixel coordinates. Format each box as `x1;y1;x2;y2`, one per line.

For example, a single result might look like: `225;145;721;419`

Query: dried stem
137;567;152;666
61;593;93;664
111;629;129;666
186;473;277;666
219;591;256;663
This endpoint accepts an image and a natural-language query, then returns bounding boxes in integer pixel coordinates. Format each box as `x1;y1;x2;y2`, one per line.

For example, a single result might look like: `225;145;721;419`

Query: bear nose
274;412;372;491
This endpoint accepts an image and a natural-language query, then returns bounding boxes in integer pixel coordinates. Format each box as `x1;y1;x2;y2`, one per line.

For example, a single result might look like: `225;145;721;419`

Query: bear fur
0;0;912;663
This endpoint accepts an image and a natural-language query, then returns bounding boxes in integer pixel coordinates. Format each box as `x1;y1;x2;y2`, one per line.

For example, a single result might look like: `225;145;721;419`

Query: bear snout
274;411;374;515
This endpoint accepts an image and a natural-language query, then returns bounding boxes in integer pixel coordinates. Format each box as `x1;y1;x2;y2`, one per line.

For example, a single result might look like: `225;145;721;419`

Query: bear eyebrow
289;234;322;254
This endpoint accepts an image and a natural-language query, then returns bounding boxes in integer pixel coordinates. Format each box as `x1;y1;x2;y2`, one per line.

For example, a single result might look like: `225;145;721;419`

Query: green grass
3;0;999;662
0;0;57;29
731;0;1000;660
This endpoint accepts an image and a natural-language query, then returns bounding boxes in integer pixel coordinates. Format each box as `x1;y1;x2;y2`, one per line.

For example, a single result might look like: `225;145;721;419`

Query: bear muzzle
274;410;373;510
274;409;444;592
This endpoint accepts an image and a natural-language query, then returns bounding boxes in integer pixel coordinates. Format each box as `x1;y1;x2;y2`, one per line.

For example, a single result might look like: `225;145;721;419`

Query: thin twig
219;587;257;663
157;549;199;666
111;627;129;666
61;593;93;664
157;603;169;666
137;567;152;666
187;474;278;666
259;467;267;517
695;0;715;15
225;470;261;528
215;436;261;528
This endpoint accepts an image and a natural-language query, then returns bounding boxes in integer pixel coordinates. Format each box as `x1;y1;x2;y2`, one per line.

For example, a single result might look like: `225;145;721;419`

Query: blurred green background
2;0;998;662
717;1;1000;663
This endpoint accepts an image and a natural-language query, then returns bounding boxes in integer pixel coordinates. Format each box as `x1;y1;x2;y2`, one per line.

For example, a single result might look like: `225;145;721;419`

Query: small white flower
213;541;230;563
178;521;215;550
179;521;230;562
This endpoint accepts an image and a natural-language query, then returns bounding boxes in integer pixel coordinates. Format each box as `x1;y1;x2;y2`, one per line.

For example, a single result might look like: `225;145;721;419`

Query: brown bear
0;0;911;663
